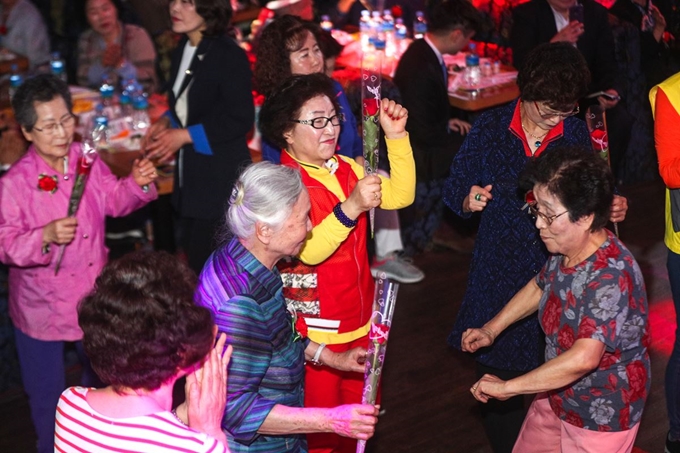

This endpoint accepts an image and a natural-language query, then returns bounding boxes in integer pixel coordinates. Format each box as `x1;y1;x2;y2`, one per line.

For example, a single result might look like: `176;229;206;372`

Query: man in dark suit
510;0;632;179
393;0;484;255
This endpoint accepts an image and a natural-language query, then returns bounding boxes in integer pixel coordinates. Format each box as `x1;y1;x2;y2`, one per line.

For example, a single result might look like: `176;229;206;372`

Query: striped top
54;387;226;453
196;238;307;453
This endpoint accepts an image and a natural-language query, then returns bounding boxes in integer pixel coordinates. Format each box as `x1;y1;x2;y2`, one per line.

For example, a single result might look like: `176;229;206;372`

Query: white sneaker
370;252;425;284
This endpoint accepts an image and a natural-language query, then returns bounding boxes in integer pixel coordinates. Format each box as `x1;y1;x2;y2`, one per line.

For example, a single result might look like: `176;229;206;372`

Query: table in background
448;82;520;111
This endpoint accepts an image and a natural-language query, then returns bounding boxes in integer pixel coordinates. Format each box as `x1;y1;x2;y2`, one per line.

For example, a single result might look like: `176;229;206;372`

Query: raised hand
379;98;408;140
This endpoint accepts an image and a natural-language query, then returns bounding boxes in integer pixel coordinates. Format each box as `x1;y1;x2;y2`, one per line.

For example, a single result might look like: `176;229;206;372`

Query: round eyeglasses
524;190;568;226
32;115;76;136
290;113;345;129
533;101;580;120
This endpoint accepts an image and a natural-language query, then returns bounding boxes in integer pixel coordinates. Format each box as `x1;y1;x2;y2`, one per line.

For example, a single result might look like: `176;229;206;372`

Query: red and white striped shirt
55;387;227;453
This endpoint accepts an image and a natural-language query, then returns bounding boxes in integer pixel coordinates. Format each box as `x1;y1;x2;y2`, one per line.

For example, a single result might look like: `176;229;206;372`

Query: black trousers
476;363;529;453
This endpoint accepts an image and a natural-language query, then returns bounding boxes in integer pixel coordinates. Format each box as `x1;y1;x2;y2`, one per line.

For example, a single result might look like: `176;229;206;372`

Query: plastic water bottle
8;64;23;102
50;52;67;83
395;18;407;55
320;15;333;32
92;104;110;147
370;11;384;49
464;43;481;88
132;95;150;132
414;11;427;40
360;10;371;52
99;75;115;107
119;90;133;125
383;11;396;57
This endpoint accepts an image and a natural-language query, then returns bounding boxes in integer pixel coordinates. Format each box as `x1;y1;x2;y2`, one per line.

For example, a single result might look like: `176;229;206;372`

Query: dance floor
0;179;671;452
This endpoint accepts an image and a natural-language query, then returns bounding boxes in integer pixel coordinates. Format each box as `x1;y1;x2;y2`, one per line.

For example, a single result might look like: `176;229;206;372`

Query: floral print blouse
536;230;650;431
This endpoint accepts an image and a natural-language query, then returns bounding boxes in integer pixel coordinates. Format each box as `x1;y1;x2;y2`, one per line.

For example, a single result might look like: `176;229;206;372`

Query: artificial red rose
625;360;648;402
369;323;390;344
294;316;308;339
541;294;562;335
77;156;93;176
37;174;58;193
391;5;403;18
557;323;575;350
590;129;608;151
363;98;379;117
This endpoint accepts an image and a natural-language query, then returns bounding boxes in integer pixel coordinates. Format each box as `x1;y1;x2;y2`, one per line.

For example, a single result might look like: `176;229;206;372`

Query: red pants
305;336;369;453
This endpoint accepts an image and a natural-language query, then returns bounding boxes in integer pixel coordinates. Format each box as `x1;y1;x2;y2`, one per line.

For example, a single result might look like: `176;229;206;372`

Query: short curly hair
519;146;614;232
12;74;73;133
517;42;591;112
194;0;232;37
254;15;312;96
78;251;214;391
259;73;339;150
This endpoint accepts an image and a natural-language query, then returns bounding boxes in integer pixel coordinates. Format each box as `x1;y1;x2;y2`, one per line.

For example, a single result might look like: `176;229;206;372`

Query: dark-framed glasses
290;113;345;129
33;114;76;136
524;190;568;226
533;101;580;120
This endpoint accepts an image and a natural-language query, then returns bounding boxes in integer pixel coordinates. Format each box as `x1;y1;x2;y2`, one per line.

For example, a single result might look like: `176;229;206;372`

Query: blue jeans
14;328;99;453
667;248;680;439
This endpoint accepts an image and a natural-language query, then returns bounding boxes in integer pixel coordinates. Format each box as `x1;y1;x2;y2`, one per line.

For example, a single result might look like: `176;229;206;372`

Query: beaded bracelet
333;202;357;228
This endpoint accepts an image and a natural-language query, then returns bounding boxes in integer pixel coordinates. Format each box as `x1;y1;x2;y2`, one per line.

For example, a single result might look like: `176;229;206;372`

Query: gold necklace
521;121;549;149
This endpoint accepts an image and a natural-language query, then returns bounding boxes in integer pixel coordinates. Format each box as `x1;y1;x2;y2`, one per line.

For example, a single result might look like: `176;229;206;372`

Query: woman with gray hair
194;161;379;453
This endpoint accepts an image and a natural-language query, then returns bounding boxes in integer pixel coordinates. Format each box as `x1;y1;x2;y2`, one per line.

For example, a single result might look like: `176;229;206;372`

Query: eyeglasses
290;113;345;129
524;191;568;226
32;115;76;135
533;101;580;120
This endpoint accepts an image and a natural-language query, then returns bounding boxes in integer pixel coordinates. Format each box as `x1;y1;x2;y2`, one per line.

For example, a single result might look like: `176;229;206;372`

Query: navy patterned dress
443;100;591;372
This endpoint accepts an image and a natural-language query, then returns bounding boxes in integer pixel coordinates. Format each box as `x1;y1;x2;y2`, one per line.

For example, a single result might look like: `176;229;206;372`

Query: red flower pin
38;174;58;193
295;316;308;339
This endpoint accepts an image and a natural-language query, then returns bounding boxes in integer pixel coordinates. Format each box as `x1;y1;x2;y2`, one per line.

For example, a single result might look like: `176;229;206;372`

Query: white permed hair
224;161;305;240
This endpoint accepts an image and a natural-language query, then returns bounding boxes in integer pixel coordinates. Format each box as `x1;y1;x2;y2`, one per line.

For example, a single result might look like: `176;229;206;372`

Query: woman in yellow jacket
650;71;680;453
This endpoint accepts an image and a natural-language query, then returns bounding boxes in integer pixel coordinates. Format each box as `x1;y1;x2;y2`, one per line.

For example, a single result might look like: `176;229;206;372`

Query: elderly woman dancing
196;161;379;452
55;251;231;452
463;147;650;453
443;42;629;452
257;73;414;453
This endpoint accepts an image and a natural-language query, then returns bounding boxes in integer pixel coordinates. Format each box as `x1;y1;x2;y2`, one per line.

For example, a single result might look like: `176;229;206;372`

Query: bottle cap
133;96;149;110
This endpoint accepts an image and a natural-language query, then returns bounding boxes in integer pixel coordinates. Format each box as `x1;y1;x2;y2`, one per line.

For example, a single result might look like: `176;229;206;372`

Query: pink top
55;387;227;453
0;142;157;341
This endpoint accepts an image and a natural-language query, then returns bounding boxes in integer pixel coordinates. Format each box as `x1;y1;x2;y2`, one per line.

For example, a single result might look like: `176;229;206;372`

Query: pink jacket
0;142;157;341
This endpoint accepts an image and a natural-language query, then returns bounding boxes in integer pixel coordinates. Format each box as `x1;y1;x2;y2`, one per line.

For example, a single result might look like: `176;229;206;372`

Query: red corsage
290;310;308;342
38;174;58;193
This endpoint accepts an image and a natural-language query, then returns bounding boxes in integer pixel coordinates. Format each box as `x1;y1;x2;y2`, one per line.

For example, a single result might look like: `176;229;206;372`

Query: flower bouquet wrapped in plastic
356;272;399;453
585;105;618;237
54;139;98;275
361;36;384;237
